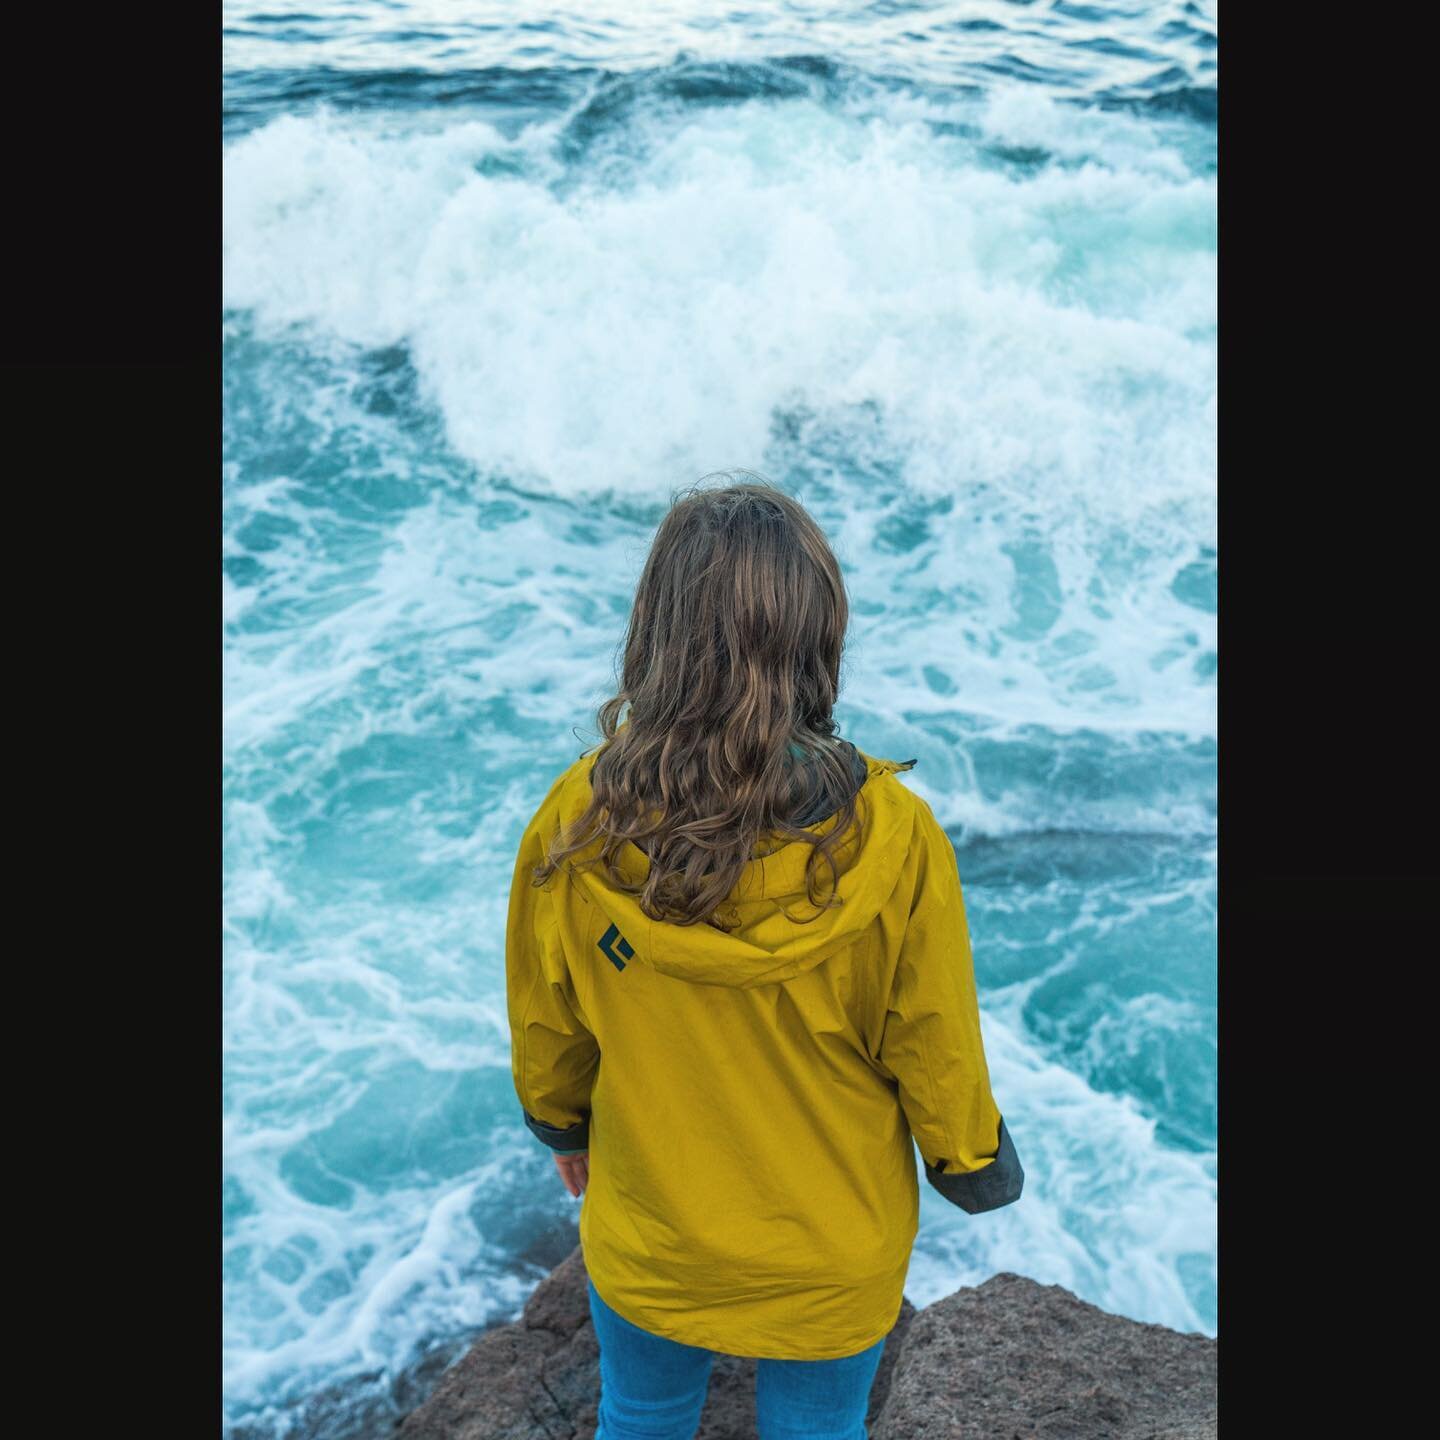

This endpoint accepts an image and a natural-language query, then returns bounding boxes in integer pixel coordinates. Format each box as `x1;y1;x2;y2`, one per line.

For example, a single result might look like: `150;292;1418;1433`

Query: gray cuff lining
923;1115;1024;1214
523;1108;590;1152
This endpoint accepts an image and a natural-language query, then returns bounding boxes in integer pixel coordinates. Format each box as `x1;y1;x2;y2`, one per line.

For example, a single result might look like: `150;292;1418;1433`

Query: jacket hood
550;744;919;989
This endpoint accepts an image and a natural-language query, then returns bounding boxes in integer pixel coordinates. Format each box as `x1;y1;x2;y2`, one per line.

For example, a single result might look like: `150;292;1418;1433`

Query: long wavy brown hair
532;475;866;930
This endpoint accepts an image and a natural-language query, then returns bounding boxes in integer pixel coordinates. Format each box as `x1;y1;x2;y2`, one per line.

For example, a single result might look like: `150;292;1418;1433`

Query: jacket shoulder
524;749;601;839
865;769;960;903
865;758;943;833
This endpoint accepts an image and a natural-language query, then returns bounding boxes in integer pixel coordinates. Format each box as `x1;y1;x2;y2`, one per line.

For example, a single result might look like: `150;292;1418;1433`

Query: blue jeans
587;1276;887;1440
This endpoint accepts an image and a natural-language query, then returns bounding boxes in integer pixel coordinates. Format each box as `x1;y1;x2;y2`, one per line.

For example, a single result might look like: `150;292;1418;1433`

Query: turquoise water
223;3;1216;1434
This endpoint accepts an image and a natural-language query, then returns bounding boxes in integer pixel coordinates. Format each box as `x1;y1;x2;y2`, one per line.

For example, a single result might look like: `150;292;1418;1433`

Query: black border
0;3;214;1430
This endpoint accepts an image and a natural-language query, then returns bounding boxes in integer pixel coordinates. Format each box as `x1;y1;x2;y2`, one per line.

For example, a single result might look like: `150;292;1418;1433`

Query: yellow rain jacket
505;743;1023;1360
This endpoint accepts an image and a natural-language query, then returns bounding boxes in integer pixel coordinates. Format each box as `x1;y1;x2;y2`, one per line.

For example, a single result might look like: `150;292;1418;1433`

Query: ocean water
222;3;1217;1435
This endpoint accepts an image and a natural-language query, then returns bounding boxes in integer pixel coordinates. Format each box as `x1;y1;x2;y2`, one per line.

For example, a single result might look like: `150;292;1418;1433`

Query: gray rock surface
397;1247;1215;1439
871;1271;1216;1440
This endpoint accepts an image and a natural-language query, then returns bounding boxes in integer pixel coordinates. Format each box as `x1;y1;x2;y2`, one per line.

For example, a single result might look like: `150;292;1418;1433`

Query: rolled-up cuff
924;1115;1024;1214
523;1108;590;1152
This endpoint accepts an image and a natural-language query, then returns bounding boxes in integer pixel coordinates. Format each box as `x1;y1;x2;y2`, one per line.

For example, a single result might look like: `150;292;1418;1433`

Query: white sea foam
223;90;1213;516
224;89;1214;749
907;1009;1216;1335
224;78;1216;1429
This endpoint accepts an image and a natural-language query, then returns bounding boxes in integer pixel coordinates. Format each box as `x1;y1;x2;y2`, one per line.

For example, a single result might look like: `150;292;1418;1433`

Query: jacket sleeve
877;799;1024;1215
506;800;600;1154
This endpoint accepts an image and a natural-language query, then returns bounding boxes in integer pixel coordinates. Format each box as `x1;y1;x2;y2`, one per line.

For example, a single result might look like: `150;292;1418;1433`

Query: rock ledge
398;1247;1215;1439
